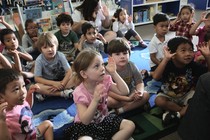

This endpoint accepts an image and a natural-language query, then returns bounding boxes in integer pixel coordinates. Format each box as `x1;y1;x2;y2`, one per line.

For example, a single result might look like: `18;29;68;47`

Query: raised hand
0;102;8;121
197;42;210;57
105;57;116;74
163;46;176;60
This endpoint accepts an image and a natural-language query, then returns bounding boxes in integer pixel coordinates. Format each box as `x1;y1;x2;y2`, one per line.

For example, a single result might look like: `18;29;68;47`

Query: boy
107;38;150;114
54;13;79;62
153;36;210;126
77;22;106;54
0;29;34;78
34;32;75;100
0;69;53;140
149;13;170;71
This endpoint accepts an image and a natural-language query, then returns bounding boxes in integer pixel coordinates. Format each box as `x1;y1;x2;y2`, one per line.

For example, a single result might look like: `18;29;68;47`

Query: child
54;13;79;62
169;5;195;40
190;12;210;63
34;32;75;100
112;8;147;47
77;22;106;54
0;29;34;78
149;13;170;71
152;36;210;126
0;69;53;140
22;19;40;60
64;49;135;139
0;53;12;69
0;16;14;52
107;38;150;114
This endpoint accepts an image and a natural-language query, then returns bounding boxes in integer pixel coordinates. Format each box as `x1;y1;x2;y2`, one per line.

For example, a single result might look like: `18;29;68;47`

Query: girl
34;32;75;100
64;49;135;140
0;69;53;140
22;19;40;60
169;4;195;40
112;8;147;47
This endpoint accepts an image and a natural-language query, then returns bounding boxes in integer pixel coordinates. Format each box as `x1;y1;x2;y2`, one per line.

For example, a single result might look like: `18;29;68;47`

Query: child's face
154;21;169;37
85;28;97;43
204;16;210;32
82;55;105;83
3;33;19;50
111;51;129;68
172;43;194;66
41;43;57;61
26;22;38;38
0;76;27;110
180;8;192;23
59;22;71;35
119;10;127;23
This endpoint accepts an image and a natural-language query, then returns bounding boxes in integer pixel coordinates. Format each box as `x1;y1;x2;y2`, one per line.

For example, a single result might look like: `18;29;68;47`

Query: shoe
35;93;45;101
62;89;74;99
162;111;180;127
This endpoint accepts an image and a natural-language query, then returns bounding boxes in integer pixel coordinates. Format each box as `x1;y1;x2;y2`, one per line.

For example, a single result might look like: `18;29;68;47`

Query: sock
118;107;124;114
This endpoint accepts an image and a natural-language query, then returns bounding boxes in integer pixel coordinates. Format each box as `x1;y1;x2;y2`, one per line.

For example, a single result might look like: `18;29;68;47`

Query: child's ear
80;70;87;79
0;94;6;103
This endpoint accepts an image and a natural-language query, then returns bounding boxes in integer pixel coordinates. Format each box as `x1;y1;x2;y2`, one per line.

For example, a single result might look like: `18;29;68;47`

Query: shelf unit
120;0;180;26
188;0;210;10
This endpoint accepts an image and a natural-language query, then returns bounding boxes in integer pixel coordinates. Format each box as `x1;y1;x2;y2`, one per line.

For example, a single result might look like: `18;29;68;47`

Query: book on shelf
36;17;52;33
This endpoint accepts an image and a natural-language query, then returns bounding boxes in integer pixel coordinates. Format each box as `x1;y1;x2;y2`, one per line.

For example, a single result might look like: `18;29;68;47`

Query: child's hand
97;33;103;40
50;81;64;92
93;83;106;103
105;57;116;74
163;47;176;61
28;84;40;95
101;5;109;17
128;15;133;23
7;49;18;56
31;37;38;43
200;12;209;22
0;102;8;121
197;42;210;57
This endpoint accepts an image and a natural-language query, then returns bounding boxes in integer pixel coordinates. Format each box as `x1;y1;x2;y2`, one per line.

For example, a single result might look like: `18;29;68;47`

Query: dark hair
56;13;74;26
153;13;170;26
167;36;194;53
0;28;16;44
75;0;99;21
204;32;210;42
107;38;131;56
24;19;37;29
113;8;126;21
180;4;194;14
0;69;22;94
81;22;96;34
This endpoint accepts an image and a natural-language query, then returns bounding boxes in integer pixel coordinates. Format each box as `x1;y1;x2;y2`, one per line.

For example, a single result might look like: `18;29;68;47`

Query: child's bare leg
155;96;182;112
112;119;135;140
37;120;53;140
107;96;124;109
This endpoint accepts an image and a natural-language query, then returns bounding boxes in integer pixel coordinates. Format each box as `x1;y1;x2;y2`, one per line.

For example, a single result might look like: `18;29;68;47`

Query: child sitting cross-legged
34;32;75;101
107;38;150;114
153;36;210;126
0;69;53;140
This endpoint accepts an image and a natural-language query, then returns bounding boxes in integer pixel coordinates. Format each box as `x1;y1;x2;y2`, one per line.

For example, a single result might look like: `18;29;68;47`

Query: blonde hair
36;32;58;52
72;49;101;82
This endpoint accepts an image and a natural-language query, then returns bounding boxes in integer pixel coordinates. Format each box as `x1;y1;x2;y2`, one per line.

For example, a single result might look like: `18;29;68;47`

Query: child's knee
155;96;167;107
121;119;135;131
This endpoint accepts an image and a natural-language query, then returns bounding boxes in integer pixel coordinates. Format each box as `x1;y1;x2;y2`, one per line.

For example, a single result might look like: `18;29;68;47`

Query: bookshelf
120;0;181;26
188;0;210;10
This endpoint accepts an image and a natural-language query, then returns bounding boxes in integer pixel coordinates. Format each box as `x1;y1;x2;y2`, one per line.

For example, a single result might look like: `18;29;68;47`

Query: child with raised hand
0;29;34;78
189;12;210;63
152;36;210;126
22;19;40;60
64;49;135;140
112;8;147;48
169;4;195;40
0;69;53;140
149;13;170;71
77;22;106;55
55;13;79;62
107;38;150;114
34;32;75;100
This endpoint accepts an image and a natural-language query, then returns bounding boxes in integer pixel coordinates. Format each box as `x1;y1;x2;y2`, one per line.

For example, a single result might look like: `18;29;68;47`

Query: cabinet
120;0;180;26
188;0;210;10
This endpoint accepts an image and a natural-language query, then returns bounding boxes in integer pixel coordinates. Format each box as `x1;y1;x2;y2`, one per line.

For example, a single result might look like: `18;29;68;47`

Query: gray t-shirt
83;39;104;53
117;61;143;92
34;51;70;81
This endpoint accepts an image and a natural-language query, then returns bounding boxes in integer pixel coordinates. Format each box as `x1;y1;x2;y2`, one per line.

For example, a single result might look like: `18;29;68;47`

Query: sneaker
162;111;180;126
35;93;45;101
62;89;74;99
